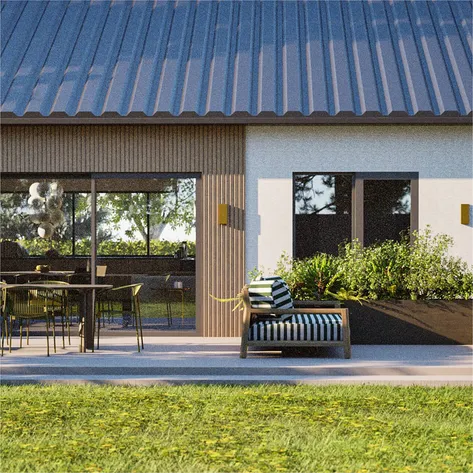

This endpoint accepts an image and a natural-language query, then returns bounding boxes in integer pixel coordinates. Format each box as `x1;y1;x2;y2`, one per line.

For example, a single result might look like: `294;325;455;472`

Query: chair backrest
96;265;107;278
34;280;69;285
7;287;52;317
105;283;143;301
247;277;293;311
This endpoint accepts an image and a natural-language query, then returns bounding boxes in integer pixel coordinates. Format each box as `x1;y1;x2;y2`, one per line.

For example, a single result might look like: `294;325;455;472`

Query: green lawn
1;385;471;473
96;301;196;319
140;301;196;319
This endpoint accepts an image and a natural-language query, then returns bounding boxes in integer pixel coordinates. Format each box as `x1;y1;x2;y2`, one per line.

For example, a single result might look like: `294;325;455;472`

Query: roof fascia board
1;115;471;125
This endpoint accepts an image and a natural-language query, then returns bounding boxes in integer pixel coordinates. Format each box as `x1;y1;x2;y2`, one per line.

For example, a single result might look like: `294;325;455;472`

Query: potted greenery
274;228;473;344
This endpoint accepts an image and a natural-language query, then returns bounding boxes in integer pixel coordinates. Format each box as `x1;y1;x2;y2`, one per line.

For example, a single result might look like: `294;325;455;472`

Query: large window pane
95;177;197;332
74;192;92;255
364;180;411;246
149;178;196;257
97;192;147;256
294;174;352;256
0;178;88;259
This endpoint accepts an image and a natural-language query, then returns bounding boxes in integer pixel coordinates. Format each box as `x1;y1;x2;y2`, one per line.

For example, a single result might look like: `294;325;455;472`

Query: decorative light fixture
28;181;65;238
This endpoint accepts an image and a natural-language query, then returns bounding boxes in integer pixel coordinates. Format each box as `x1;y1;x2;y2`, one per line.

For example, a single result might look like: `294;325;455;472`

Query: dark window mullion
72;192;76;256
147;192;150;256
353;174;364;246
410;176;419;245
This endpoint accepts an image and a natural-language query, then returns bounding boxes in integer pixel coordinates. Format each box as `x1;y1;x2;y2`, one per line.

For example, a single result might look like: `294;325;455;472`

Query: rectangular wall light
461;204;470;225
218;204;228;225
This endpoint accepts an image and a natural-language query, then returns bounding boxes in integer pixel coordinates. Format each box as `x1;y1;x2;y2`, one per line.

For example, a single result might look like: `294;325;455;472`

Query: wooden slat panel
1;125;245;337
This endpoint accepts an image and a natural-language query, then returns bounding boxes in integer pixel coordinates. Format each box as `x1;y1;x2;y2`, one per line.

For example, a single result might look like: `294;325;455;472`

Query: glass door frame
91;173;201;335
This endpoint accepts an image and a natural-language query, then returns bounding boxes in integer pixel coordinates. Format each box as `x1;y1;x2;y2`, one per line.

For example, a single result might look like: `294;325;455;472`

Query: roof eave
1;112;471;125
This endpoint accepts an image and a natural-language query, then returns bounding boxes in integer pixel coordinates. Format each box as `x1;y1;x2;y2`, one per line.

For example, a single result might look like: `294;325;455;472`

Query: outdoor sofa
240;277;351;359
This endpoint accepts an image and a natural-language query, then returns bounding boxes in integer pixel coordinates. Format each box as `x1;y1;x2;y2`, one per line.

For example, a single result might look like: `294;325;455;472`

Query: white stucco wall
246;125;473;275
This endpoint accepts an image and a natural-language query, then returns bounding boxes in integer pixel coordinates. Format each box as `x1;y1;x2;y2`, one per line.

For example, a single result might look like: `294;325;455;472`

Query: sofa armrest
249;307;344;315
293;300;341;308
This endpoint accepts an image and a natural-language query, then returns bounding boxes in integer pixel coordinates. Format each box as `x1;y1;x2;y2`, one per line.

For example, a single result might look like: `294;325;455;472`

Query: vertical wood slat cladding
1;125;245;337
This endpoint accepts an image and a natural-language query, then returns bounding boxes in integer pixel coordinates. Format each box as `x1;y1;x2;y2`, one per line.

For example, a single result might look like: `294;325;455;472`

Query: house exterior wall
1;125;246;337
246;125;473;274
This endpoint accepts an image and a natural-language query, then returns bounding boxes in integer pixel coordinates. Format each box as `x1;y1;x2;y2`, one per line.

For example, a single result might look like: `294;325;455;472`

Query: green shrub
272;228;473;301
338;238;411;300
1;238;196;257
405;228;472;300
276;251;340;300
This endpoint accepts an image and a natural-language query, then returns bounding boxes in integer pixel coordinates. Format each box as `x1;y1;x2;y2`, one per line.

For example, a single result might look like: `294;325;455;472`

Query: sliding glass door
93;176;197;333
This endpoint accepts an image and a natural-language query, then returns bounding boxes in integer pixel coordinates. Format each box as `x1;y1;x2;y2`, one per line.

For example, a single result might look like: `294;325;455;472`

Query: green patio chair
96;284;144;352
1;282;11;356
33;280;71;347
6;285;65;356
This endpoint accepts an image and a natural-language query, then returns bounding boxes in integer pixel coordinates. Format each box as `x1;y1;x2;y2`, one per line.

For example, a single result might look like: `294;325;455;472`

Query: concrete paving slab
1;337;472;386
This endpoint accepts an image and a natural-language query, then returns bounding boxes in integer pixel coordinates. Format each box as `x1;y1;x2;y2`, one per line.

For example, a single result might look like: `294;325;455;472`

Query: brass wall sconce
461;204;470;225
218;204;228;225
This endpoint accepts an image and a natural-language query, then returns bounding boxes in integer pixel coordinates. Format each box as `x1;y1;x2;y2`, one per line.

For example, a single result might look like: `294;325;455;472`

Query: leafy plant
1;238;196;257
338;238;411;300
405;228;473;300
270;228;472;301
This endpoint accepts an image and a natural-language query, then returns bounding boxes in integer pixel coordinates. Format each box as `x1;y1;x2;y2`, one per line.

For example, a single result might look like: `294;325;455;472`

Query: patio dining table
2;283;113;353
0;271;75;283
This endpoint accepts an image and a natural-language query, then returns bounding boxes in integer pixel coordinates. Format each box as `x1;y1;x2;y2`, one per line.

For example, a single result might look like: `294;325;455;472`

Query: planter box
344;300;472;345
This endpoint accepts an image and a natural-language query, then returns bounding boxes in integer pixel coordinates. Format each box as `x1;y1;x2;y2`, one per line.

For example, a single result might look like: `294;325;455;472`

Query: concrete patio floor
1;337;472;386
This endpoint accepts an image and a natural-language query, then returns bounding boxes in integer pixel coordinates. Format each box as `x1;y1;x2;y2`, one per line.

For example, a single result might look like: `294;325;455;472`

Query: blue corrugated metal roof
1;0;472;121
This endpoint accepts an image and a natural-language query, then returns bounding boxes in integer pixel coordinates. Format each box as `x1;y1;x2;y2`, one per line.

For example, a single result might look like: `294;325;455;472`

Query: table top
0;270;75;275
1;283;113;290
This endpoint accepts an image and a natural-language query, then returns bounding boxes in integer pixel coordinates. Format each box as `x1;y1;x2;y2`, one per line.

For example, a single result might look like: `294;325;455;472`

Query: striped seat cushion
248;277;293;320
248;313;343;342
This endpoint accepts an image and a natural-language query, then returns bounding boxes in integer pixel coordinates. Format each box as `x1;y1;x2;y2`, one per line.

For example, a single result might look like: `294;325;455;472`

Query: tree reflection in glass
294;174;352;257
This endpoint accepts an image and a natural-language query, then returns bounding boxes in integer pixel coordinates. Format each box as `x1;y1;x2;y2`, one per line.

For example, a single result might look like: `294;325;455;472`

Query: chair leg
136;296;144;350
1;318;5;357
66;308;71;345
51;314;56;354
166;299;172;327
61;312;66;349
19;319;23;348
240;339;248;359
9;317;13;353
344;344;351;359
96;313;101;350
133;312;140;353
131;299;140;352
45;313;50;357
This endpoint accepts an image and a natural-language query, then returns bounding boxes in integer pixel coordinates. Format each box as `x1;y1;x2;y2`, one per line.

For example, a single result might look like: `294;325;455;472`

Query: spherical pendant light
38;223;54;239
47;195;63;210
37;182;50;198
29;182;41;197
50;209;65;226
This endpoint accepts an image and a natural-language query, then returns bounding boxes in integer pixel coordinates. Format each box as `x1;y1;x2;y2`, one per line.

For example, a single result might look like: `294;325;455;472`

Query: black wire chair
96;283;144;352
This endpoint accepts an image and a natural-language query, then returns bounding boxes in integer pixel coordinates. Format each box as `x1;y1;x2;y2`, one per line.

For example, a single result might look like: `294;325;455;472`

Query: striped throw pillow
248;277;293;320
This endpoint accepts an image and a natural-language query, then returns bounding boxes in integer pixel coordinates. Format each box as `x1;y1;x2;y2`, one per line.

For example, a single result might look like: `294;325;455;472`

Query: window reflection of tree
295;175;351;215
364;180;411;215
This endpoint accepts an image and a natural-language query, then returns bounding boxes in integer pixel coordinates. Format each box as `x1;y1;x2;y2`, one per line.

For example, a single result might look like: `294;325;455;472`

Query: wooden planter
343;300;472;345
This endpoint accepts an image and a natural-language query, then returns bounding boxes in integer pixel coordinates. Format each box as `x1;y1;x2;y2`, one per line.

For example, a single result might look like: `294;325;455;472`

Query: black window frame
0;172;199;258
293;172;419;256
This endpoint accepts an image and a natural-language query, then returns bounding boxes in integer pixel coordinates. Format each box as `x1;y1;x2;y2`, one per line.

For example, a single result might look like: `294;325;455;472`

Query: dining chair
0;281;10;356
33;280;71;347
6;286;63;356
96;284;144;352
